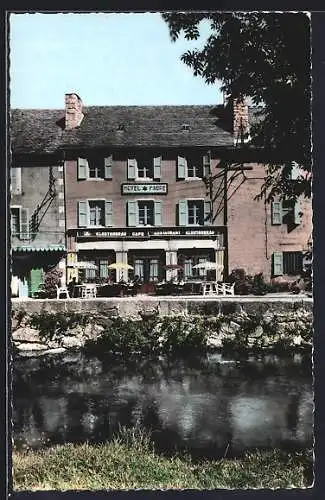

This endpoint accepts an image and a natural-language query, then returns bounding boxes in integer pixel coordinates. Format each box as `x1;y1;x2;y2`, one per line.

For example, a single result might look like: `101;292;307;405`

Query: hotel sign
121;183;168;195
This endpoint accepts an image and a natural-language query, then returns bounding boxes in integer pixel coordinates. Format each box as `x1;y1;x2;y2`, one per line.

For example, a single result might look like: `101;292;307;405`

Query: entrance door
133;258;160;293
29;268;44;297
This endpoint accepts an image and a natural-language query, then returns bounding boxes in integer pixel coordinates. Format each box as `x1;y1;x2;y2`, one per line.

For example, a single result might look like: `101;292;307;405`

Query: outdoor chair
55;285;70;299
81;284;97;298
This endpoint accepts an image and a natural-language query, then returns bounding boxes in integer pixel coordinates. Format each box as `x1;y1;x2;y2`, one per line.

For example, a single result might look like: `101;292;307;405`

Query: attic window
117;124;125;131
182;123;191;131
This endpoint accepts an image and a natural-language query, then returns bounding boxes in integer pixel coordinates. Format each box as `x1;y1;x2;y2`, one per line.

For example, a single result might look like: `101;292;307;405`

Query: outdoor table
73;283;99;298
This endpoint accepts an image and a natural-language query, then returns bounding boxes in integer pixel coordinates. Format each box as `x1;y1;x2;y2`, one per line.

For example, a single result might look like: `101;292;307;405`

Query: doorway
129;250;165;293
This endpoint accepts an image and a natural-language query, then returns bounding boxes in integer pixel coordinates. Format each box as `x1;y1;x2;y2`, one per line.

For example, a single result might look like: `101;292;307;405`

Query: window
138;201;154;226
11;167;22;195
177;154;211;180
134;259;144;280
10;206;29;240
77;156;112;180
149;259;159;282
11;207;20;235
78;200;113;227
178;199;211;226
127;156;162;180
84;259;110;281
183;257;207;279
272;251;303;276
89;201;105;226
271;200;301;226
127;200;162;227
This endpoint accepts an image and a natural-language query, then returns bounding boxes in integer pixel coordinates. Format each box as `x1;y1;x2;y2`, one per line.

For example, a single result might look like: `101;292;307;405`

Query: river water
12;351;313;459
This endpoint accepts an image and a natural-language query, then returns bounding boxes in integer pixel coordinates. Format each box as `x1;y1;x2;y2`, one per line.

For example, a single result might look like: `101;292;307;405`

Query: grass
12;427;313;491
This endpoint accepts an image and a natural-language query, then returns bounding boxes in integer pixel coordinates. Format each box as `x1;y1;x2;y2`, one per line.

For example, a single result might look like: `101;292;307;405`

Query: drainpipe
223;162;229;278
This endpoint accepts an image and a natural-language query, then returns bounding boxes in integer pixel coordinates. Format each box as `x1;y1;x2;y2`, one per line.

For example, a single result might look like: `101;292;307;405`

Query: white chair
56;285;70;299
81;284;97;299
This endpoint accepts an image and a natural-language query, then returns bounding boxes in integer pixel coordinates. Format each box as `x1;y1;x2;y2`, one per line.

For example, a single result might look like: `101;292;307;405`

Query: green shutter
294;201;301;225
204;200;212;225
203;155;211;178
128;201;138;227
177;156;187;179
154;201;162;226
178;200;188;226
104;156;113;179
273;252;284;276
105;200;113;226
20;208;29;240
78;201;88;227
128;158;137;180
77;158;89;180
11;167;22;195
153;156;162;179
271;202;282;225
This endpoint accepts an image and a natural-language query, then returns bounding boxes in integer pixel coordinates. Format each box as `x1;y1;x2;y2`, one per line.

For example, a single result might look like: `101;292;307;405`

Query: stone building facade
10;93;312;294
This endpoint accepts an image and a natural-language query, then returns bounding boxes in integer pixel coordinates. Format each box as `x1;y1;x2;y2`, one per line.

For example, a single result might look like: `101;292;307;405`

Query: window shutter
204;200;212;225
153;156;162;179
154;201;162;226
19;208;29;240
290;162;300;180
78;201;88;227
293;201;301;225
127;201;138;227
178;200;188;226
271;202;282;225
105;200;113;226
11;167;22;195
273;252;284;276
128;158;137;180
177;156;187;179
77;158;89;180
104;156;113;179
203;155;211;178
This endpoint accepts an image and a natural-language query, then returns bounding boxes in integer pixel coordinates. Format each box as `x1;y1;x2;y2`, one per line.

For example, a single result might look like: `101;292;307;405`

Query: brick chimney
65;93;84;130
232;97;250;145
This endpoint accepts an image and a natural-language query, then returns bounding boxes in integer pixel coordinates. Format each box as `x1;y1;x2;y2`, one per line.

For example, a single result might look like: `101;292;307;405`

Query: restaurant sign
121;183;168;195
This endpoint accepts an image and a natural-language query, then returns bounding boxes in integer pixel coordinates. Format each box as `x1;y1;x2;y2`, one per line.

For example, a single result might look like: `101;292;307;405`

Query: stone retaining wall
11;297;313;358
11;296;313;319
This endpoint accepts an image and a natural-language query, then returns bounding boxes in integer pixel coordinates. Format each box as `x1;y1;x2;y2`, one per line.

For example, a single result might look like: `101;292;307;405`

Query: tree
162;12;311;201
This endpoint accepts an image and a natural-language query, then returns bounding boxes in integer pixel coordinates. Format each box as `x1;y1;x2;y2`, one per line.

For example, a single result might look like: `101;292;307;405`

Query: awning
12;245;66;252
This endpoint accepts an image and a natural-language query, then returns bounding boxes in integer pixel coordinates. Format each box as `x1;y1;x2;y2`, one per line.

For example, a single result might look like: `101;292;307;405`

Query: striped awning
12;245;66;252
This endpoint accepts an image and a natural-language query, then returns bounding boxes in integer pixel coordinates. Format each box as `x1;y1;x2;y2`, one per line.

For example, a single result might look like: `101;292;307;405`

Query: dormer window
182;123;191;131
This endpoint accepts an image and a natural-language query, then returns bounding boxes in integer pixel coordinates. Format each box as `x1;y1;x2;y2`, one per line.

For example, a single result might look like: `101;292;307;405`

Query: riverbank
12;299;313;357
13;428;313;490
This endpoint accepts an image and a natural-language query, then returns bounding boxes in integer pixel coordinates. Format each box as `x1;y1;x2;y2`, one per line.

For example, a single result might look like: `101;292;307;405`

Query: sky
9;12;223;109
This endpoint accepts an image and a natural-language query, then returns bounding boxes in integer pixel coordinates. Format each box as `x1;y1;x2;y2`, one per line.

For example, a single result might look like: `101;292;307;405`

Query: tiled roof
10;105;261;155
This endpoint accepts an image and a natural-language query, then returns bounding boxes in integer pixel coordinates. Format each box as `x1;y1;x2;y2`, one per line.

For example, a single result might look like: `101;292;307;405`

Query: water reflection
12;352;313;459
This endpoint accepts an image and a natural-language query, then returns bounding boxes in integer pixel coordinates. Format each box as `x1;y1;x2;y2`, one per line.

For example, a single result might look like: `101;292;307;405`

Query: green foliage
43;268;62;298
162;12;311;201
85;317;162;357
29;312;88;340
228;268;253;295
251;273;268;295
160;316;208;354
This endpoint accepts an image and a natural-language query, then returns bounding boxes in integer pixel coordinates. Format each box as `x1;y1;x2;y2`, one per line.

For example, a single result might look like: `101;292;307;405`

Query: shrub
251;273;268;295
43;268;63;298
228;268;253;295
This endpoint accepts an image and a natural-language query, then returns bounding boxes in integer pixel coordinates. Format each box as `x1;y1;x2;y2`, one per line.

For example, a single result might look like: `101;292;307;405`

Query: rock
293;336;302;346
15;342;48;351
61;336;85;349
207;336;223;348
12;327;41;343
251;325;263;338
219;321;240;337
65;325;85;337
84;324;105;340
41;347;67;355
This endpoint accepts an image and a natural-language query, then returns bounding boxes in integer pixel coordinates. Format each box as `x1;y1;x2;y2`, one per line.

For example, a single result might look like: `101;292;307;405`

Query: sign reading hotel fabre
122;183;168;195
